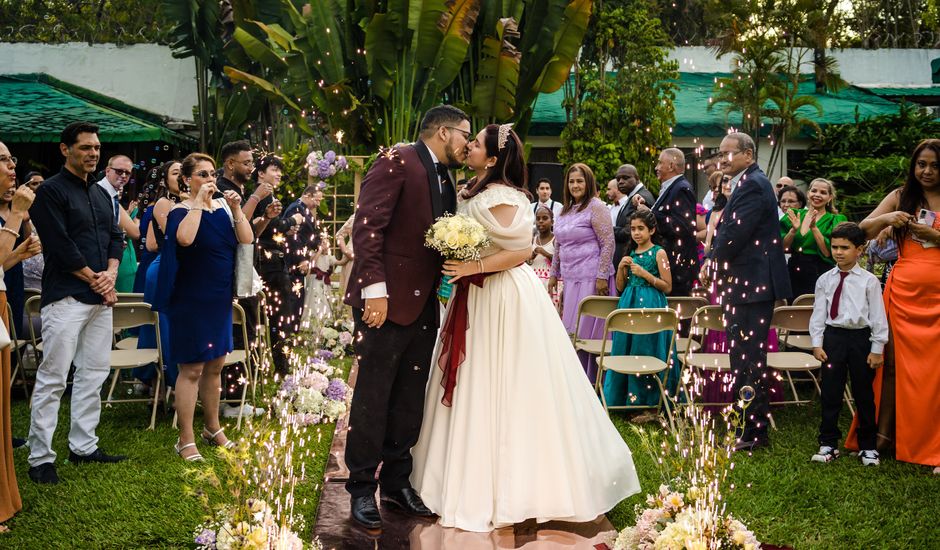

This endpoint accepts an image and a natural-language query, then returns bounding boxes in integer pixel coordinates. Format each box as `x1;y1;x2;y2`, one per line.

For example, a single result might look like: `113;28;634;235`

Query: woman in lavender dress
548;163;616;382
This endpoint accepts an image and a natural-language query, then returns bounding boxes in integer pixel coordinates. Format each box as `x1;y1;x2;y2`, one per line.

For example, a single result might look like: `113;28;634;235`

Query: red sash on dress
311;266;332;284
436;272;493;407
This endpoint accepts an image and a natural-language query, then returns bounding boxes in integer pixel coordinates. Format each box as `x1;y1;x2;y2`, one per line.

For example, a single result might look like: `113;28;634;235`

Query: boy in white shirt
809;222;889;466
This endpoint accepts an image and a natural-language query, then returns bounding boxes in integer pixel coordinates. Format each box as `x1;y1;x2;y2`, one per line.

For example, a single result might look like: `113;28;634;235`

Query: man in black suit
703;132;791;451
635;149;698;295
343;105;468;530
612;164;655;269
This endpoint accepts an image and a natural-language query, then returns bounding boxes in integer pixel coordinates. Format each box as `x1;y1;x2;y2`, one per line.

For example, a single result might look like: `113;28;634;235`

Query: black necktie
112;195;120;222
437;163;455;212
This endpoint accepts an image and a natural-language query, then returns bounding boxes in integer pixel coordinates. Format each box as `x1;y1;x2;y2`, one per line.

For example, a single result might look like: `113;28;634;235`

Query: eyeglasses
193;170;214;179
109;167;131;177
0;156;16;166
237;160;254;167
444;126;471;140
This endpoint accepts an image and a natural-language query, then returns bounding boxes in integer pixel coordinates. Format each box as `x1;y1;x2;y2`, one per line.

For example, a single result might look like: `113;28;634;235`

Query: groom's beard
442;137;466;169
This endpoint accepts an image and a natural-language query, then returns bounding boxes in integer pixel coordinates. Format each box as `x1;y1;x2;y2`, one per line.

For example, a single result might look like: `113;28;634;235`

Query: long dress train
411;186;639;532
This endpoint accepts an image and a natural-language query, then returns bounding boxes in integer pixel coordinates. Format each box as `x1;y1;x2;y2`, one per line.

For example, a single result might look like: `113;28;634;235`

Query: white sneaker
811;445;840;463
859;450;880;466
221;403;264;418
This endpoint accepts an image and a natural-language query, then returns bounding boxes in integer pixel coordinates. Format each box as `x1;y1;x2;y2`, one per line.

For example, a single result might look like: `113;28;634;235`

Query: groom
343;105;470;530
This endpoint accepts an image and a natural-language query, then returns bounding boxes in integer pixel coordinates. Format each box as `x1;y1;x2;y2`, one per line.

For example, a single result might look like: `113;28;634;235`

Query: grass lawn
2;378;937;548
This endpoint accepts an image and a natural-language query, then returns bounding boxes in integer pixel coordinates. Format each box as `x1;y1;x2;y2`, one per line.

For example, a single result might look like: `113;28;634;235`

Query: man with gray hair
702;131;791;452
635;148;698;295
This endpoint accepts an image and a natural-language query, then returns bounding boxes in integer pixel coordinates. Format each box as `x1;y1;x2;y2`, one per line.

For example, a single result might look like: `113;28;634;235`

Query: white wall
0;42;197;122
668;46;940;87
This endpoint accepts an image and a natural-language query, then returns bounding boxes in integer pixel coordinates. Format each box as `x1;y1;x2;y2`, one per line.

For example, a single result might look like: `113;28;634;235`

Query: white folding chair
596;308;679;430
104;302;164;429
666;296;709;355
767;306;822;405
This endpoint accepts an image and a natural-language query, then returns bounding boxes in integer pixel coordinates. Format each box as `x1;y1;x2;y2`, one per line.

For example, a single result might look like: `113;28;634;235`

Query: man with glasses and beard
343;105;469;530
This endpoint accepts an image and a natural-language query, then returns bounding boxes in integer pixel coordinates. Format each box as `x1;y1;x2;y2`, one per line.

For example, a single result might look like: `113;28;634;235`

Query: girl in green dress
603;210;676;407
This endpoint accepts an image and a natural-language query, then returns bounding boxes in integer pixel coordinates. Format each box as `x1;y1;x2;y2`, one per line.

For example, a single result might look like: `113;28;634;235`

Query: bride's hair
463;124;530;200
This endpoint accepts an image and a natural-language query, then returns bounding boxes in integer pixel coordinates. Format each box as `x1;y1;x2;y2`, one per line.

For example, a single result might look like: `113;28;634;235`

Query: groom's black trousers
345;296;437;498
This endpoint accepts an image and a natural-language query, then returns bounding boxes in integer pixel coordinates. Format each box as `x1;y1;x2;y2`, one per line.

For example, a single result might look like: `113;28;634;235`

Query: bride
411;124;640;532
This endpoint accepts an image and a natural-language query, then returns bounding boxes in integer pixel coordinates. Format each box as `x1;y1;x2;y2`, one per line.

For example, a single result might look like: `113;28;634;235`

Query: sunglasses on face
109;167;131;177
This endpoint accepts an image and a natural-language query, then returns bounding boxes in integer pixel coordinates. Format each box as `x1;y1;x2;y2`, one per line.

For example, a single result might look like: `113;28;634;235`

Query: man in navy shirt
27;122;127;484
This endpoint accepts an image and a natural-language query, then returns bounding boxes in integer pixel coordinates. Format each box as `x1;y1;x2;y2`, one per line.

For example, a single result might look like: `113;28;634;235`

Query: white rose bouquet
424;213;490;262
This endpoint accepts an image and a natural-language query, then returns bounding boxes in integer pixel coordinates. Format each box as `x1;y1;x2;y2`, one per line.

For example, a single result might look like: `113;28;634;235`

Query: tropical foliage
559;0;677;187
803;103;940;218
0;0;170;43
160;0;594;154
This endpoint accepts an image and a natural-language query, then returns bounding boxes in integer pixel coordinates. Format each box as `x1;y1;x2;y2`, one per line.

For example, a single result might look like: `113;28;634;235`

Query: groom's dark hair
418;105;469;139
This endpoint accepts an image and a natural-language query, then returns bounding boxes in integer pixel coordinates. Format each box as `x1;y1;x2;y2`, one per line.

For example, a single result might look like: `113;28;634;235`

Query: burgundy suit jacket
344;142;454;326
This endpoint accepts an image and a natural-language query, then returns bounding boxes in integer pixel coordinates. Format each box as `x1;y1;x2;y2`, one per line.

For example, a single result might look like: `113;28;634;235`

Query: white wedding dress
411;185;640;532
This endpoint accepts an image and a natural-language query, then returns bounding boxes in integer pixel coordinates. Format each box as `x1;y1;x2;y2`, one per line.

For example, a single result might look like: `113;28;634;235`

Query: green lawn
3;383;937;548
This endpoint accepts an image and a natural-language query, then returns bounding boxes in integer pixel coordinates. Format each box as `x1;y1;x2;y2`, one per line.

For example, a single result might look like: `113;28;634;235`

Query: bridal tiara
497;123;514;151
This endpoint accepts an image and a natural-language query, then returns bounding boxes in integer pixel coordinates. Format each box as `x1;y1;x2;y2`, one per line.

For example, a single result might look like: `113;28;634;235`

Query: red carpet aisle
312;361;617;549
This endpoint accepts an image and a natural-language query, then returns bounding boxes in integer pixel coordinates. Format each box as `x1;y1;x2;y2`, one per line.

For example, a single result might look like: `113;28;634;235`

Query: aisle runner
312;361;617;549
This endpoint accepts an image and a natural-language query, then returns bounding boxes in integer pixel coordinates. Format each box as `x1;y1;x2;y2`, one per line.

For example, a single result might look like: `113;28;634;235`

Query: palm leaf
471;17;521;120
419;0;482;105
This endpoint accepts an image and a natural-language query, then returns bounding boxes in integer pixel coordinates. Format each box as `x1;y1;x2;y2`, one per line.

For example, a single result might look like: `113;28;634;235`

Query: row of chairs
9;290;272;430
572;293;836;430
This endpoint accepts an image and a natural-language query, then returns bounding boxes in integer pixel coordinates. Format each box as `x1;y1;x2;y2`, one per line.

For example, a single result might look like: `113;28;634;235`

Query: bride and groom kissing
343;105;639;533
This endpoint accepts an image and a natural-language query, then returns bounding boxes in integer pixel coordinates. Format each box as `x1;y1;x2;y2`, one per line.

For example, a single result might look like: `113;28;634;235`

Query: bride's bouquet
424;213;491;261
425;213;490;301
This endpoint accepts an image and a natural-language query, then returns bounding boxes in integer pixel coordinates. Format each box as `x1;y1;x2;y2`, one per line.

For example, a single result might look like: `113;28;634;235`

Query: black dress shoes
69;448;127;464
350;495;382;530
381;487;436;518
28;462;59;484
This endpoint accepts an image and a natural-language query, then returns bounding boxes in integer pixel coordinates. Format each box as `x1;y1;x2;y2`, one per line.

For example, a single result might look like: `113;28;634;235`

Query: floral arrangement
194;499;318;550
425;213;491;262
277;358;351;427
316;322;353;361
607;484;759;550
306;150;348;180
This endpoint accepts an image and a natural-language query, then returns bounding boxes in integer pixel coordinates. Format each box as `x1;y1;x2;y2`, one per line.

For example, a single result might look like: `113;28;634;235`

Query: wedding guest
530;177;562;219
549;163;615;382
809;222;888;466
28;122;127;485
0;142;33;525
635;148;698;296
702;173;732;256
858;138;940;474
607;178;627;226
96;155;141;292
285;183;324;319
781;178;847;298
252;155;303;374
134;160;183;391
700;152;721;210
775;177;795;218
24;171;44;193
0;186;39;336
529;205;560;308
612;164;654;269
703;132;790;451
605;209;676;408
777;184;806;216
302;238;343;328
153;153;253;461
335;213;356;301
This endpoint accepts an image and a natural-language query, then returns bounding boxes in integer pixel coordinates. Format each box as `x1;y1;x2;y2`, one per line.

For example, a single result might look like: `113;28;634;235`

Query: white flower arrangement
277;359;351;427
425;213;491;262
194;499;318;550
607;484;760;550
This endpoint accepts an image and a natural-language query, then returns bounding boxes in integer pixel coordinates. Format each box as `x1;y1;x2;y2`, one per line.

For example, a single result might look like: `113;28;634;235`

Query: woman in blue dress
603;209;678;408
134;160;182;389
155;153;253;461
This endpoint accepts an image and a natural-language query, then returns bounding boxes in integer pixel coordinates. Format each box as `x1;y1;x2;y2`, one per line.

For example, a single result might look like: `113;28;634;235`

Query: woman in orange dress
0;141;35;529
859;138;940;473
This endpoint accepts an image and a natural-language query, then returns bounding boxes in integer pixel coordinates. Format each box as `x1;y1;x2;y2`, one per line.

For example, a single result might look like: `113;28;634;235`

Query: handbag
219;199;262;298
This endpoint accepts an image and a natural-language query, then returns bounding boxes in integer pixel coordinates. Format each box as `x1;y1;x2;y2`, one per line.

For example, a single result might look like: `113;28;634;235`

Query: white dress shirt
701;189;715;211
96;177;120;220
609;196;627;226
809;264;889;353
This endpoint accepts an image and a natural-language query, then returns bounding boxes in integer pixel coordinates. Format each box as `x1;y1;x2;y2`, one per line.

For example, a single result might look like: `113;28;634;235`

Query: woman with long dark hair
547;162;616;382
859;138;940;474
411;124;638;532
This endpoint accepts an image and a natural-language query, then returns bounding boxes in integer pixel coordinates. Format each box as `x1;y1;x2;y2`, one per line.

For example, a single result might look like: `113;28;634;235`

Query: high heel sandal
201;428;236;449
174;439;204;462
